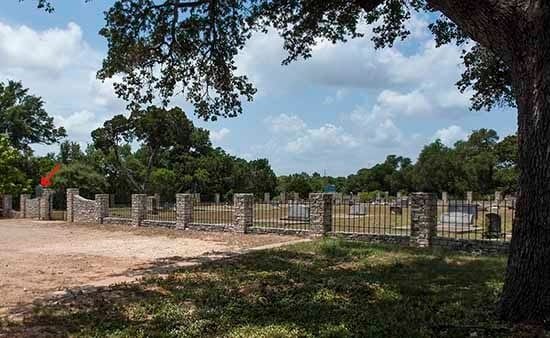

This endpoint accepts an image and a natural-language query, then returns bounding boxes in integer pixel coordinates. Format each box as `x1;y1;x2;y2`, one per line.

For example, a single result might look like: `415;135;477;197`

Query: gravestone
350;203;368;215
287;203;310;221
439;201;479;232
484;213;502;239
264;192;270;203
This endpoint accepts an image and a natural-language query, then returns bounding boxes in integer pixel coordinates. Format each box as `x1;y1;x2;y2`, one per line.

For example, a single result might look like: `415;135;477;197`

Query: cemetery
2;0;547;334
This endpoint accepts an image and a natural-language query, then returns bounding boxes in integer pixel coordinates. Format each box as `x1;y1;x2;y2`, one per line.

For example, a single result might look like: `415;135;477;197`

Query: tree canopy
0;81;66;151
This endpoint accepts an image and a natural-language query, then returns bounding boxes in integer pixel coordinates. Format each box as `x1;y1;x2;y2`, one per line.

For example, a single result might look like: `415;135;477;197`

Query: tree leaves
0;81;66;151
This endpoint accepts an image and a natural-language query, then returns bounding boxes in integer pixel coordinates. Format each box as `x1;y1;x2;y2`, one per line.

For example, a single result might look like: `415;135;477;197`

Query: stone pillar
2;194;12;217
66;188;79;223
309;193;333;235
109;194;115;207
215;193;221;204
410;193;437;248
20;194;30;218
495;191;502;202
176;193;194;229
233;193;253;233
131;194;147;227
264;192;270;203
39;188;54;221
441;191;448;202
95;194;110;224
466;191;473;202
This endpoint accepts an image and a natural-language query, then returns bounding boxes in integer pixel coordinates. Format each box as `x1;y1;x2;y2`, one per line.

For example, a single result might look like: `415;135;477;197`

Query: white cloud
0;22;97;76
286;123;358;154
210;128;231;142
265;114;307;134
433;125;468;146
54;110;103;142
0;20;124;154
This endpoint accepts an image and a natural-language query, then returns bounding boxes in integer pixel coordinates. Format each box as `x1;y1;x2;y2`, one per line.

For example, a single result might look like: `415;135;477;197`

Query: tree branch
354;0;384;12
426;0;518;58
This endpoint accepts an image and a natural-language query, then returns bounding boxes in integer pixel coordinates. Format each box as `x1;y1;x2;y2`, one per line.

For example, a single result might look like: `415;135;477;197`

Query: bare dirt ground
0;219;303;320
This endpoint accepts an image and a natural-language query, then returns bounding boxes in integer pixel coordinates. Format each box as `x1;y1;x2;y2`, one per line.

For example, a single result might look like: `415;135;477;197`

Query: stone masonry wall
25;197;41;219
233;193;253;233
309;193;333;234
73;195;97;223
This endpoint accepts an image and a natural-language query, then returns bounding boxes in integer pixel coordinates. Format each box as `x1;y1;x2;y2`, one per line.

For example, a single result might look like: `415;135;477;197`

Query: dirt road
0;219;302;319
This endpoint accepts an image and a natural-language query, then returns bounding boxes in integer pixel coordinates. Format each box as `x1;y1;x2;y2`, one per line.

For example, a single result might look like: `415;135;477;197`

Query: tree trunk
498;21;550;323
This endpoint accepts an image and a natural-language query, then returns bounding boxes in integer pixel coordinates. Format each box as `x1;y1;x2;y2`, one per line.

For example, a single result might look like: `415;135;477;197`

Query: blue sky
1;1;517;176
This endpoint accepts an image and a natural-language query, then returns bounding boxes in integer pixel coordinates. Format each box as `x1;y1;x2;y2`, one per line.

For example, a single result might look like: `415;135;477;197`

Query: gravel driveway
0;219;303;319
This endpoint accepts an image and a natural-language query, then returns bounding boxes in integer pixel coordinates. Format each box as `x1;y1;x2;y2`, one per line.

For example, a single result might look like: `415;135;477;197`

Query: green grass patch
2;239;513;337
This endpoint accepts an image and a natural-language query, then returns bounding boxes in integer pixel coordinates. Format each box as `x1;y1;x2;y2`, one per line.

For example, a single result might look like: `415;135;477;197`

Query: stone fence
4;189;510;255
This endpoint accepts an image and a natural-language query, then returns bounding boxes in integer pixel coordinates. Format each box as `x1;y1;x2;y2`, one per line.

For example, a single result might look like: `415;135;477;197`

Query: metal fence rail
145;202;176;221
331;199;411;235
192;201;233;225
253;200;313;231
437;199;514;242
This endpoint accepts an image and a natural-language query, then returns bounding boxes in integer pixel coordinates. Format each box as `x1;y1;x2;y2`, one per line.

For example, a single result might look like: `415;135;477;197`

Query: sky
0;1;517;176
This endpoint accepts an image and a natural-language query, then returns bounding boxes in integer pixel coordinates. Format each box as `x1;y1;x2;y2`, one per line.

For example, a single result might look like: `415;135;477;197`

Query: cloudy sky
1;1;517;176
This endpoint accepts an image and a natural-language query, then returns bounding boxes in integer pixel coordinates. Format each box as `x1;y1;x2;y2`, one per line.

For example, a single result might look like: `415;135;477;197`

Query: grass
1;238;514;337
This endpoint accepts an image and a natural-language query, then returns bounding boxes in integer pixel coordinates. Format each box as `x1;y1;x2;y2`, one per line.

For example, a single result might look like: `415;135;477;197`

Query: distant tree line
278;129;518;199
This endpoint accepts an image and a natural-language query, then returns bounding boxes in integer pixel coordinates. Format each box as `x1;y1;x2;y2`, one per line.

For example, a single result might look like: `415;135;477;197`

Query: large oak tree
32;0;549;324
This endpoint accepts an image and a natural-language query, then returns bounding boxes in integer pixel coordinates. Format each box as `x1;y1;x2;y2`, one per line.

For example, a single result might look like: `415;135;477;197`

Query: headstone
384;191;389;201
215;193;221;204
396;191;402;199
442;191;448;202
494;191;502;201
484;213;502;239
293;192;299;201
350;203;368;215
439;200;479;232
264;192;270;203
280;192;287;203
466;191;473;202
287;203;310;221
376;191;381;201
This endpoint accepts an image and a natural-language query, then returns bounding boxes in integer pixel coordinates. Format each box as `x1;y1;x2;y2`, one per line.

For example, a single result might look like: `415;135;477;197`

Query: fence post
20;194;30;218
410;192;437;248
309;193;333;235
233;193;253;233
66;188;79;223
39;188;54;221
2;194;12;217
176;193;194;229
131;194;147;227
95;194;110;224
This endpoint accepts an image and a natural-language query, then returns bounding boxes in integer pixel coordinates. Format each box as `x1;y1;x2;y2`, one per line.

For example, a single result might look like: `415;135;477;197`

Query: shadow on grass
1;239;510;337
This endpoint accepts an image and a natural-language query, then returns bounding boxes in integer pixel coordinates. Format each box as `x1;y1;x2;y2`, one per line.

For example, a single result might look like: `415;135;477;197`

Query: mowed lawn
1;239;514;337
